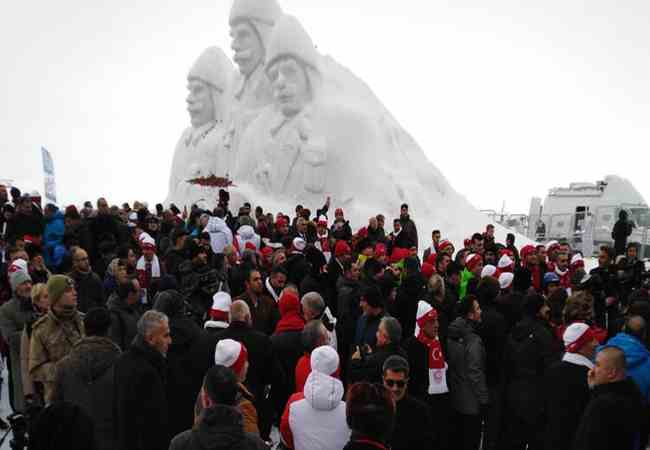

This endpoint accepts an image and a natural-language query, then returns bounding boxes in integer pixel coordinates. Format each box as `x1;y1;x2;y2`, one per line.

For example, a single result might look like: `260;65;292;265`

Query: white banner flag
41;146;57;204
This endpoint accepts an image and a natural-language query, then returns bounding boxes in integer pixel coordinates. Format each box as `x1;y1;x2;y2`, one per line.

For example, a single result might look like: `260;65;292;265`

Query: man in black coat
4;195;44;243
213;300;284;441
544;323;599;450
573;346;645;450
383;355;434;450
53;307;121;450
612;209;633;256
501;294;559;450
169;366;268;450
476;278;507;450
68;247;106;313
153;289;210;440
349;316;406;384
114;310;172;450
398;204;418;251
403;301;451;450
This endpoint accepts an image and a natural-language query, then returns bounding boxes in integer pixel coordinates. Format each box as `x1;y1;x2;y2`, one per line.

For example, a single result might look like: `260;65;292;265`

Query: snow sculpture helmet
186;47;233;127
265;15;321;117
229;0;282;75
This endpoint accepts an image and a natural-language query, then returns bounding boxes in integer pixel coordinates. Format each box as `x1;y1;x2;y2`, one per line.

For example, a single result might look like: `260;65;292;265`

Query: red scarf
416;314;448;394
274;291;306;335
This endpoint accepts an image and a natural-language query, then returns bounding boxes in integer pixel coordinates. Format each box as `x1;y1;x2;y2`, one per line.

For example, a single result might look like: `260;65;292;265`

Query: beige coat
29;310;84;403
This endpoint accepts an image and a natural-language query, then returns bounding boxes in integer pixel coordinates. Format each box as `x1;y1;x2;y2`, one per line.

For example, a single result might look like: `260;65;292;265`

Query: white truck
526;175;650;257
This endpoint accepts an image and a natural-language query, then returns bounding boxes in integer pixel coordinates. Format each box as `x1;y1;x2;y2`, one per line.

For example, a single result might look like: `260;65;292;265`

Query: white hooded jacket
281;370;350;450
205;217;234;254
236;225;261;255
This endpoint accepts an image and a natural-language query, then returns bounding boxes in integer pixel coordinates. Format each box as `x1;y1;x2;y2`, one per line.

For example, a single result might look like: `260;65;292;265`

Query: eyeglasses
384;379;406;388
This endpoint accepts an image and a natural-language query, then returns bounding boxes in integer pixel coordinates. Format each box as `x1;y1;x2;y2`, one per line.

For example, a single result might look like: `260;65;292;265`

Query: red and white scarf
416;311;449;395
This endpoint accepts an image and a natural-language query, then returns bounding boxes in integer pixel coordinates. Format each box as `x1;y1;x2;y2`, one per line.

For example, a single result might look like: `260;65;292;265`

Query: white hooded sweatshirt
280;370;350;450
205;216;233;254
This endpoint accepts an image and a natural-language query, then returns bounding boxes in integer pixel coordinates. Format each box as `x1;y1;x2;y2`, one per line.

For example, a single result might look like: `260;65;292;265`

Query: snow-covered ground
0;367;13;450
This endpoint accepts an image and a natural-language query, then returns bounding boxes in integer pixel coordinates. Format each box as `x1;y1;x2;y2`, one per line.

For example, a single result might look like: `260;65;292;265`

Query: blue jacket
43;211;65;269
605;332;650;402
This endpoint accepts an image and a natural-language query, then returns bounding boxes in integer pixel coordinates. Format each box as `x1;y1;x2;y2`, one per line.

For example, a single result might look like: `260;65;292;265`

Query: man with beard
0;267;34;411
236;269;279;335
399;204;418;251
30;275;85;403
264;265;287;303
163;227;188;281
180;241;224;321
68;248;106;313
501;294;558;450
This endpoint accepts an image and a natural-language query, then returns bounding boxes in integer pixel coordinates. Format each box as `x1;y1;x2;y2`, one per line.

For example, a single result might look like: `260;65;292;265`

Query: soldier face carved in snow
230;21;264;77
186;79;216;128
267;57;312;117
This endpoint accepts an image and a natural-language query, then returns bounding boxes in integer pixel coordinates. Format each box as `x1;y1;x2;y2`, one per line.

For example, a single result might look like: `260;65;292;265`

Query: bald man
606;316;650;402
573;346;644;450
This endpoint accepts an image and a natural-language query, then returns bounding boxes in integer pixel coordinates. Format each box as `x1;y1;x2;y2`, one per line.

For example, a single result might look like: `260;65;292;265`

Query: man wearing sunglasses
383;355;433;450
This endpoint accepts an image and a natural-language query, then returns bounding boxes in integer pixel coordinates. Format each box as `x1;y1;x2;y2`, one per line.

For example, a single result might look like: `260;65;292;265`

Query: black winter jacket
169;405;268;450
573;378;645;450
53;336;121;450
114;340;170;450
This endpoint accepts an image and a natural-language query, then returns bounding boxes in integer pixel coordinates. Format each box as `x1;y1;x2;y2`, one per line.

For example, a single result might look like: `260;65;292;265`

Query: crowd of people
0;183;649;450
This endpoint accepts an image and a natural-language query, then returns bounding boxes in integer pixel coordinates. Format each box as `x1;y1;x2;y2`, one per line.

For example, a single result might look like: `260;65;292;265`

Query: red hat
520;245;536;263
334;240;351;257
421;263;436;280
375;243;387;257
438;240;454;253
260;247;273;258
276;217;288;227
425;252;437;266
335;208;344;216
357;227;368;239
390;247;410;264
317;219;328;227
465;253;483;271
499;248;514;258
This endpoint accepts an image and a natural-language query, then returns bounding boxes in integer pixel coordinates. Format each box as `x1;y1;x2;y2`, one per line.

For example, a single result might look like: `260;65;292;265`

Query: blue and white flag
41;146;57;204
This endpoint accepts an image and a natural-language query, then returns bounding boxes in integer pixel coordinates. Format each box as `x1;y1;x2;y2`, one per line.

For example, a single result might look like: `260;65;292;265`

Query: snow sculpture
232;15;400;221
228;0;281;111
165;4;531;247
165;47;234;209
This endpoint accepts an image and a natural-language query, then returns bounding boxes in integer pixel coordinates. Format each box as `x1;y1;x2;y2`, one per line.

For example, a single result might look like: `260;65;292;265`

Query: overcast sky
1;0;648;214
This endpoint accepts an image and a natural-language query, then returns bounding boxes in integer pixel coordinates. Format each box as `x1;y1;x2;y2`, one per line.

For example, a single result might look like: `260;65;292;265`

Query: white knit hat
214;339;248;374
414;301;437;337
207;292;232;327
9;259;32;291
498;272;514;290
498;255;514;269
311;345;339;376
571;254;584;266
266;15;320;72
481;265;497;279
188;46;233;93
292;237;306;252
563;323;595;353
